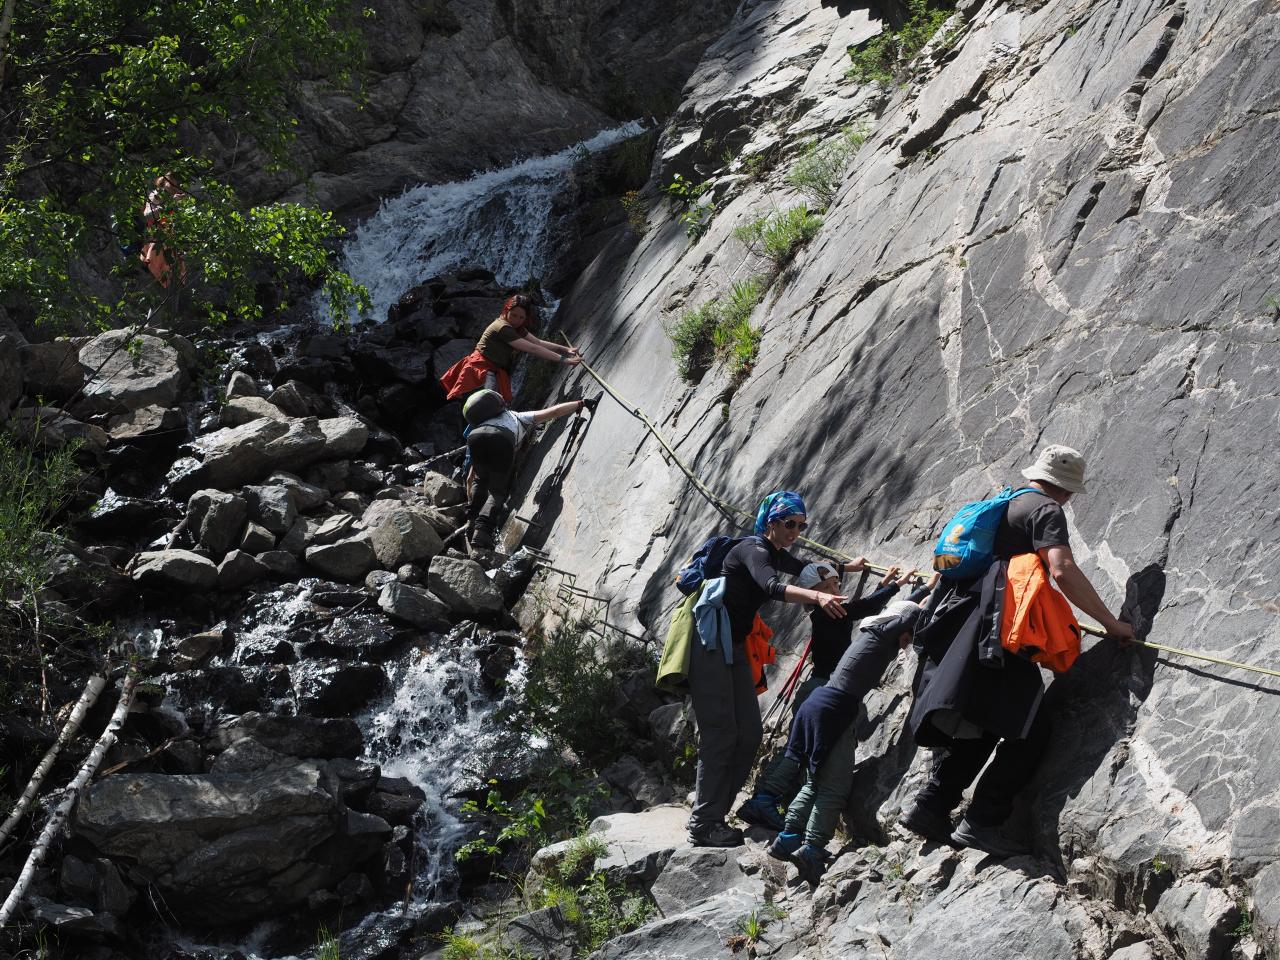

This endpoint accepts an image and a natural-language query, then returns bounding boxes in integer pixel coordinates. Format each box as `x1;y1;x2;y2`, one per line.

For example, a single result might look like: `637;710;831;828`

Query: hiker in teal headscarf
686;488;867;848
754;490;808;536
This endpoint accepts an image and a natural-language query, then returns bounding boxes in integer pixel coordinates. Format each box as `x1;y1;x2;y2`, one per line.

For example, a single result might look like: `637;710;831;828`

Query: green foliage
665;174;714;240
1264;293;1280;319
617;132;656;190
455;786;551;863
509;617;649;768
733;205;823;272
620;191;648;236
314;925;341;960
667;275;767;385
740;151;774;183
538;872;654;954
0;430;80;626
786;126;870;210
846;0;957;85
728;903;786;953
556;834;609;885
0;0;371;331
1150;857;1170;874
1234;900;1253;939
666;302;721;381
440;929;483;960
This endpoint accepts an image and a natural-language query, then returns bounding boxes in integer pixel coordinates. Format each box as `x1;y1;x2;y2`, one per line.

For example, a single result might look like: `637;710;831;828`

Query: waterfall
339;122;643;324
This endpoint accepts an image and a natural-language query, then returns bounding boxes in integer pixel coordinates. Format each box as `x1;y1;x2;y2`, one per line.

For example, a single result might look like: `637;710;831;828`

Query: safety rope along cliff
560;334;1280;682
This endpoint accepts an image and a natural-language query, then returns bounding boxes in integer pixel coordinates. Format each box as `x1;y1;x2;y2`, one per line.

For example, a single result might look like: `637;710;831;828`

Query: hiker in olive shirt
440;293;581;402
900;445;1135;858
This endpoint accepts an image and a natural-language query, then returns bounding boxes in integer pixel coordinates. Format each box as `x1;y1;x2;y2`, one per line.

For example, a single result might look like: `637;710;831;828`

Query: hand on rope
561;333;1280;682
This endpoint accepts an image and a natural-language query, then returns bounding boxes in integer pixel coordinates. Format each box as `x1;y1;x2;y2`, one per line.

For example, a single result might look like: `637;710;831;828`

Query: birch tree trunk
0;675;106;850
0;674;136;927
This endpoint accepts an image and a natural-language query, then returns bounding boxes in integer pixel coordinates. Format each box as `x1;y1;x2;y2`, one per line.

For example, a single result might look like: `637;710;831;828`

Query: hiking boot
688;821;744;848
736;794;786;832
792;843;831;887
899;802;954;844
950;817;1031;859
469;520;495;551
767;831;803;862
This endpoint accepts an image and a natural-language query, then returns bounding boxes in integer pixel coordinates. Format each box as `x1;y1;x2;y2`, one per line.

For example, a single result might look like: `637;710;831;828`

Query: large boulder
106;404;185;443
305;532;377;582
319;416;369;458
77;330;190;415
532;805;689;888
18;340;83;400
72;763;388;924
173;417;328;492
244;484;297;534
10;406;109;457
211;712;363;758
377;581;450;630
426;556;505;617
187;489;249;555
365;503;444;568
132;549;219;590
648;846;762;916
220;396;288;427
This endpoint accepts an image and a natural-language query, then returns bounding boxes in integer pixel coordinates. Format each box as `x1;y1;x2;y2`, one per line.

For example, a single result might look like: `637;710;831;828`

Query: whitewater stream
178;122;642;959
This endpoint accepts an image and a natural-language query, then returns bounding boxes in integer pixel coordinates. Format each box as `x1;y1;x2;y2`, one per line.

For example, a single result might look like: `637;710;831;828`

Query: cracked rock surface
511;0;1280;954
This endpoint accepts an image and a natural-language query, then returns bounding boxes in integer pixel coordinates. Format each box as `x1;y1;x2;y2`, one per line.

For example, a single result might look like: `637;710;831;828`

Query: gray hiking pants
754;673;826;800
782;721;859;848
688;641;761;830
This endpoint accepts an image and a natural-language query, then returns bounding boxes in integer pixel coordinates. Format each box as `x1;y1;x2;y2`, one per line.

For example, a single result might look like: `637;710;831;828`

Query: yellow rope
562;335;1280;683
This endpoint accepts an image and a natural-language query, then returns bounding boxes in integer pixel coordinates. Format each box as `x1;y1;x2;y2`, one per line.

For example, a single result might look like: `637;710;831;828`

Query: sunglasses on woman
780;519;808;531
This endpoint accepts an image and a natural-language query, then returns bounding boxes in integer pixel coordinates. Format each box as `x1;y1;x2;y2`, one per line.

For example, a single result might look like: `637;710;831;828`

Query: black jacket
720;536;804;645
907;560;1044;747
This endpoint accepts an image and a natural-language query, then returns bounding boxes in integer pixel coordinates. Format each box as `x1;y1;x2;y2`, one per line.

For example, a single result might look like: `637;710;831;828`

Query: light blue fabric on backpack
933;486;1038;580
694;576;733;665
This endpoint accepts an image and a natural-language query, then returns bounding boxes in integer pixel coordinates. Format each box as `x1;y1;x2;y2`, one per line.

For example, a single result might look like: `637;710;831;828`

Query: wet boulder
377;581;451;630
173;417;328;492
364;502;445;568
211;711;363;759
320;416;369;458
132;549;219;590
418;471;466;508
72;762;386;924
294;661;386;717
244;484;297;534
187;489;249;555
305;532;378;582
105;404;185;443
219;395;288;427
427;556;505;618
224;369;260;398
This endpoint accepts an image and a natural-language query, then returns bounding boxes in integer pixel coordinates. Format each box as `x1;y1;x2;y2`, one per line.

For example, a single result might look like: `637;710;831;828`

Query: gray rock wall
512;0;1280;950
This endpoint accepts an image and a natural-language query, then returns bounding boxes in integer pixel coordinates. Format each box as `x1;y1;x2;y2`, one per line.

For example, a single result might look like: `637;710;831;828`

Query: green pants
754;674;825;800
782;722;859;848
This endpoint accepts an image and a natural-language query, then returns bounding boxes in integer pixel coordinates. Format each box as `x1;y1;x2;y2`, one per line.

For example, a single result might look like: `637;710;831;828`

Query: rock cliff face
510;0;1280;954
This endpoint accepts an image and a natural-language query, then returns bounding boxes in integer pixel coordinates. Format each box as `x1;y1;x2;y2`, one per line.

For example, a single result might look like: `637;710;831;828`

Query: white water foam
339;122;642;323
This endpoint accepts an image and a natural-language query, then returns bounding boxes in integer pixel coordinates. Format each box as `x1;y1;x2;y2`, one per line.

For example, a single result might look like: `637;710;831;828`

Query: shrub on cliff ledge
847;0;958;85
734;205;824;272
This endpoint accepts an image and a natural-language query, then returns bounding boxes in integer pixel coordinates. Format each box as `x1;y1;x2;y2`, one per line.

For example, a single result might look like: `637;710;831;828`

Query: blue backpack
675;535;751;596
933;487;1038;580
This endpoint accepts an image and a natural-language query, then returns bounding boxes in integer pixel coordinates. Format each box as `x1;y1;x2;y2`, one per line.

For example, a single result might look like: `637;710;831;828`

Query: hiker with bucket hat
768;598;931;885
686;491;867;848
737;563;938;832
899;444;1135;858
463;389;597;550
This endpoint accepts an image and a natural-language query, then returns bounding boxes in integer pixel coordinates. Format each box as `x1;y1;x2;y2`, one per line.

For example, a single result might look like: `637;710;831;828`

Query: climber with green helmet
462;389;599;551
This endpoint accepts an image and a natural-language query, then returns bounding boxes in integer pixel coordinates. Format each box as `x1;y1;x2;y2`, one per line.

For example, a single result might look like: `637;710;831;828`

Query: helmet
463;389;506;427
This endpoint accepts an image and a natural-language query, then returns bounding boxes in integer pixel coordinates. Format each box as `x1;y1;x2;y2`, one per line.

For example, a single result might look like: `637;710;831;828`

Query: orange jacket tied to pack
1000;553;1082;673
745;615;776;694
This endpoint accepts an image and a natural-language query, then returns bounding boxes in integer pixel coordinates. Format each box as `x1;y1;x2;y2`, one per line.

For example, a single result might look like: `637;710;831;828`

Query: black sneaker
950;817;1031;858
688;821;745;848
899;802;954;844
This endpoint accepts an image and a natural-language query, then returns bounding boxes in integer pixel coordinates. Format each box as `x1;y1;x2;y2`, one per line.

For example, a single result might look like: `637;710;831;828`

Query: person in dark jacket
768;600;929;884
899;445;1135;858
686;491;867;848
736;564;938;831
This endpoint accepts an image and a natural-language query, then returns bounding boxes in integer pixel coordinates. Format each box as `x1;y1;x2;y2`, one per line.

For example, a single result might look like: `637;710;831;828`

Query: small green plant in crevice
665;173;715;240
1234;899;1253;939
733;204;824;273
846;0;958;85
1150;856;1170;875
314;925;341;960
667;275;767;387
1264;293;1280;319
712;277;766;386
620;191;648;236
727;902;786;954
439;928;483;960
786;125;870;210
666;301;722;381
